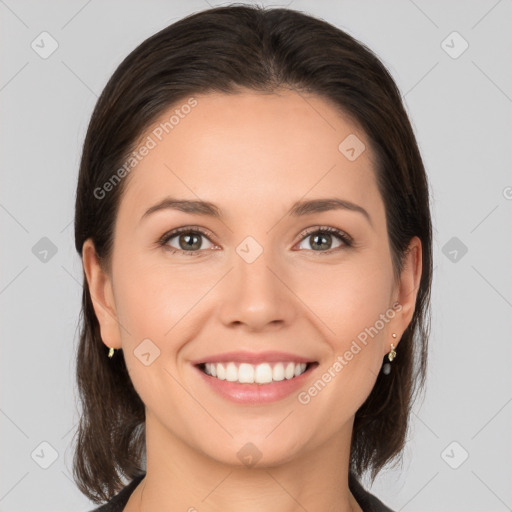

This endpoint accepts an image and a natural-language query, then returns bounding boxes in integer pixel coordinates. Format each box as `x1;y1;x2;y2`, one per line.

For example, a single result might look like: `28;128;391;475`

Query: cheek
112;253;216;351
111;257;201;400
294;266;392;417
114;243;394;349
294;255;394;392
296;256;393;332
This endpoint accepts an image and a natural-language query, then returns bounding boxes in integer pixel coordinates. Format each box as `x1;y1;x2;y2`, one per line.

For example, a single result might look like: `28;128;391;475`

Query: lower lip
193;363;319;404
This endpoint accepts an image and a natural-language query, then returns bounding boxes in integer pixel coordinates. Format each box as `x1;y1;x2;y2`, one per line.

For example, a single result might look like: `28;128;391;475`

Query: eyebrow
140;197;373;227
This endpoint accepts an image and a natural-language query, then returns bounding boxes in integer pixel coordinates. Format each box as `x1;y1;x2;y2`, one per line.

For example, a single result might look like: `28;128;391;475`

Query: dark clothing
90;471;394;512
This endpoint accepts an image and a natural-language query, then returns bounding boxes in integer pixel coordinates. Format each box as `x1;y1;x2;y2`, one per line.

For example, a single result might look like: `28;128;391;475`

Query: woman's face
84;89;421;467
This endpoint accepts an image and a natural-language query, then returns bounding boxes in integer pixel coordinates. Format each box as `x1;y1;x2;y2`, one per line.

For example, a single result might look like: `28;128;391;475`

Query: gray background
1;0;511;511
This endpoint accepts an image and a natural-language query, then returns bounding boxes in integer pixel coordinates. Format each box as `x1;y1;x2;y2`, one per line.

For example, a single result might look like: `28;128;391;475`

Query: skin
83;89;422;512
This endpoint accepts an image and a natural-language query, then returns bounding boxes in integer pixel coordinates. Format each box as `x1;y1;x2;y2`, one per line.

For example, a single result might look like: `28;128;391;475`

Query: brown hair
72;4;432;503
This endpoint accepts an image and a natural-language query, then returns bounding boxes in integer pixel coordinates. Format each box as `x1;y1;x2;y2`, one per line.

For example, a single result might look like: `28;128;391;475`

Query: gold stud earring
388;333;397;362
108;347;115;358
382;333;397;375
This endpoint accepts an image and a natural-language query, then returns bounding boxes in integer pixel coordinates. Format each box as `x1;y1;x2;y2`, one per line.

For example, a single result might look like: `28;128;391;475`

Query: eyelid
295;225;353;247
158;224;353;255
157;225;216;245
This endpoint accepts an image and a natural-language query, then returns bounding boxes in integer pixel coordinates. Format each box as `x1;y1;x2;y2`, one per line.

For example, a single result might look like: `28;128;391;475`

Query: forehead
117;89;382;225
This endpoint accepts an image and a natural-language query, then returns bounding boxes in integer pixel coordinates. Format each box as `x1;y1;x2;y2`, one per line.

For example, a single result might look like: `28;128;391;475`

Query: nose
217;248;297;332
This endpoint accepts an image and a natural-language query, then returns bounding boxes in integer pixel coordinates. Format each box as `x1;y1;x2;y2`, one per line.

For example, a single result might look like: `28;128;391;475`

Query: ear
82;238;122;350
392;236;423;346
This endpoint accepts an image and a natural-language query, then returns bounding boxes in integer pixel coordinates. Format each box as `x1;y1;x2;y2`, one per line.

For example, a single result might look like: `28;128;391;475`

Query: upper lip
191;351;316;365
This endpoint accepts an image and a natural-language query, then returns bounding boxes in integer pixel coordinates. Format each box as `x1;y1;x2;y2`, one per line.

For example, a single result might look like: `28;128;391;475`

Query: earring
382;333;397;375
108;347;115;358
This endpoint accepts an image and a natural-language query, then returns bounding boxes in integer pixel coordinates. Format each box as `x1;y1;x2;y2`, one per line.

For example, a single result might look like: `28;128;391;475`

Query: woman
73;4;432;511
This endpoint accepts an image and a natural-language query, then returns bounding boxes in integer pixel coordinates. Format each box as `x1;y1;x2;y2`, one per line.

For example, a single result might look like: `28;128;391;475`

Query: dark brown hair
73;3;432;503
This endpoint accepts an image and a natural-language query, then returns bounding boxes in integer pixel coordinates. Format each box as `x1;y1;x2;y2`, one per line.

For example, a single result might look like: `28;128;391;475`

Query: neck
129;413;361;512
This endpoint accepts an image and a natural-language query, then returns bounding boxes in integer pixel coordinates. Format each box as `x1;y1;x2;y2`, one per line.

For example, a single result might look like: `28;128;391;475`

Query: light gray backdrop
1;1;511;511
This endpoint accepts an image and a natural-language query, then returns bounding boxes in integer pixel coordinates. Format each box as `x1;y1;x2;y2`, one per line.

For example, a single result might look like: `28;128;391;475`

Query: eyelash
157;225;353;256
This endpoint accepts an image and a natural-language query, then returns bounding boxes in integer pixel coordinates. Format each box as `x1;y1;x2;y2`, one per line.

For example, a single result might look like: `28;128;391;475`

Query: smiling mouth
196;361;319;385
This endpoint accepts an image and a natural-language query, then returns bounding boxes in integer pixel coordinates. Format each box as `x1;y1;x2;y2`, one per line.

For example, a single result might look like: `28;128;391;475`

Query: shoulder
348;471;395;512
88;473;146;512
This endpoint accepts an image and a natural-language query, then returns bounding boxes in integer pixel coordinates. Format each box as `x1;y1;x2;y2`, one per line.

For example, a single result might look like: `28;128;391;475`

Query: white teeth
216;363;225;380
203;362;308;384
238;363;255;383
255;363;273;384
272;363;285;382
225;362;238;382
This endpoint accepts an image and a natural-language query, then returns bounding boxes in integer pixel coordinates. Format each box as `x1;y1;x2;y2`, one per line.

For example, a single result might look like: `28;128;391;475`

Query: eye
158;227;215;255
295;226;352;253
158;225;352;256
